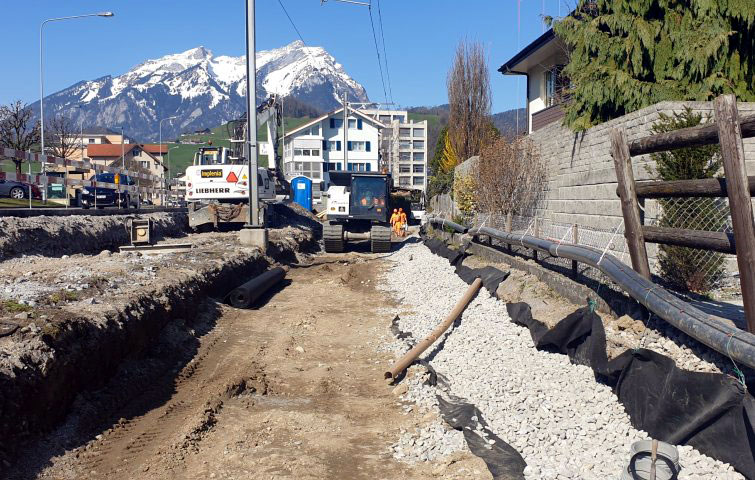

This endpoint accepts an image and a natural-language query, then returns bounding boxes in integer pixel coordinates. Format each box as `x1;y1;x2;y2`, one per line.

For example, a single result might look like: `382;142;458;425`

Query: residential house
60;128;132;161
282;107;385;204
87;143;167;202
361;108;428;193
498;29;569;134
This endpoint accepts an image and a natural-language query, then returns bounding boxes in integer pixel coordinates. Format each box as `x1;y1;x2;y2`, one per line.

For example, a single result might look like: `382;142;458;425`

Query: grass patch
1;300;32;313
48;290;79;304
0;198;65;208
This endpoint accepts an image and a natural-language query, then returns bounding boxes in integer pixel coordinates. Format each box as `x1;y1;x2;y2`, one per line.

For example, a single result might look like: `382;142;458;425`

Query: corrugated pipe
428;218;755;371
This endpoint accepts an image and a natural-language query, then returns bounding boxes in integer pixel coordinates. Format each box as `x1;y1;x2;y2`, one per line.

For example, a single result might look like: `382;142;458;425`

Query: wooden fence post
505;211;513;254
611;128;652;280
714;94;755;333
571;223;579;277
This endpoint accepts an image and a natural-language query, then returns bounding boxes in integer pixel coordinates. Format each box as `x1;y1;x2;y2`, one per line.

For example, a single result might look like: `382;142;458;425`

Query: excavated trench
0;204;321;474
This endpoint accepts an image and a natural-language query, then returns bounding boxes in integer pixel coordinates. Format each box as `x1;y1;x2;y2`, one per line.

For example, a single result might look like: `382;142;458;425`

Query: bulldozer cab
350;174;389;222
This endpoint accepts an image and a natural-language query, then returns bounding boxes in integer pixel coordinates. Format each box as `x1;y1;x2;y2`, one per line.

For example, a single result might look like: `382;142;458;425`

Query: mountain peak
37;42;369;142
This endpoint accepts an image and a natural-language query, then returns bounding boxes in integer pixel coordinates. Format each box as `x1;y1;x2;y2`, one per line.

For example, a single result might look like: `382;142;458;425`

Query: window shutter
348;141;352;151
366;141;371;152
330;118;335;129
366;163;371;172
323;140;327;150
357;119;363;130
336;141;342;151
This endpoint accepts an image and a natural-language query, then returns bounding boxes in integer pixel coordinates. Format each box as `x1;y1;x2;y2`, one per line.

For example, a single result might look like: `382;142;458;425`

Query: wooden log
642;226;735;254
628;112;755;156
611;128;652;280
628;176;755;199
715;95;755;333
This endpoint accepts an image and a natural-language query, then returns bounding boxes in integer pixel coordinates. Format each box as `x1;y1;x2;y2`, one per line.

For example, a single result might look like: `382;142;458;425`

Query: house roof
283;107;387;138
498;28;557;74
87;143;138;157
143;144;168;154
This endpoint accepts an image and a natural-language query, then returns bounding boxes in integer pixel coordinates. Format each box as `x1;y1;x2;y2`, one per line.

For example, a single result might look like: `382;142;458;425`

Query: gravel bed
381;240;743;480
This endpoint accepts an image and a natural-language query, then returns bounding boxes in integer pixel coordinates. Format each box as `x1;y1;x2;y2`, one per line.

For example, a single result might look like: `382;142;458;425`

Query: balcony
532;104;565;132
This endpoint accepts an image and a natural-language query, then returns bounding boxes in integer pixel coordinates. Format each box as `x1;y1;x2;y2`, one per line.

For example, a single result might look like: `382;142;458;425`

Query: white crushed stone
381;240;744;480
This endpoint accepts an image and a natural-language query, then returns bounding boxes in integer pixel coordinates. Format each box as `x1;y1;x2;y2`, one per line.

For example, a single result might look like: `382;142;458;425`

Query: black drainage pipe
428;215;468;234
227;266;287;309
457;225;755;371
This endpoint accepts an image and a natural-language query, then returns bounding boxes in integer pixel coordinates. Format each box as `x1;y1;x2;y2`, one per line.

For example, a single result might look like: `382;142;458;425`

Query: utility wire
277;0;307;46
367;2;389;104
375;0;394;104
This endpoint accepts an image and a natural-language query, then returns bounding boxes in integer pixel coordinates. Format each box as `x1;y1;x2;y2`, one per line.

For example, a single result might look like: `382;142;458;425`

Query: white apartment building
361;109;427;194
282;108;385;201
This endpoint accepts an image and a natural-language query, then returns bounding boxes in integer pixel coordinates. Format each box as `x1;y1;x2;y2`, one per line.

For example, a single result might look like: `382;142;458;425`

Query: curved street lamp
39;12;115;200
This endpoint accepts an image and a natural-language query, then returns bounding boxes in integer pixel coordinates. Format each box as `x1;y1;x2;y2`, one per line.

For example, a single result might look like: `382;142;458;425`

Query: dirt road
14;251;487;479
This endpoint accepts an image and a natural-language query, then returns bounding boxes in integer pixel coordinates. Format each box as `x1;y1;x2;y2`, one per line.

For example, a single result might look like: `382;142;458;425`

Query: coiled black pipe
428;217;755;370
227;267;287;308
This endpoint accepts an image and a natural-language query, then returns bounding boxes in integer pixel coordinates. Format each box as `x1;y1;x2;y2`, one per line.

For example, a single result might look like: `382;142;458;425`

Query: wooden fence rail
611;94;755;333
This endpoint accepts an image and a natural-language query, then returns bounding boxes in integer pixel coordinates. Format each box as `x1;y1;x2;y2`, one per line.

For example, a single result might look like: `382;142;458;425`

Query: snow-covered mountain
32;41;368;141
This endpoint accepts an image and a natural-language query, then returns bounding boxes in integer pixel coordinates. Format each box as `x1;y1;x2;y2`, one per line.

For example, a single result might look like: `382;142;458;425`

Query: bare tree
447;40;492;165
45;114;80;160
0;100;41;174
475;137;547;217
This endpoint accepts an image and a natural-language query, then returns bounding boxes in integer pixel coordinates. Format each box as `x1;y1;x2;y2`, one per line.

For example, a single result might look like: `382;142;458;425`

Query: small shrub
1;300;32;313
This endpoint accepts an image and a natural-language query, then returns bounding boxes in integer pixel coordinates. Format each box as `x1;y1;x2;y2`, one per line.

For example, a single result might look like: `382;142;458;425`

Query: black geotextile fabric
506;301;755;479
455;264;509;296
423;236;755;478
423;237;467;266
390;316;526;479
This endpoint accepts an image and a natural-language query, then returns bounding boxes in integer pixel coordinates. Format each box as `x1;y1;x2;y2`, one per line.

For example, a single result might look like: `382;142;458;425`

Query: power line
367;3;389;104
277;0;307;46
375;0;393;104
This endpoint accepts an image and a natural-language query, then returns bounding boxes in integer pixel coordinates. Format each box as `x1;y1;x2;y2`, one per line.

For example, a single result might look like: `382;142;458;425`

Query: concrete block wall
529;101;755;263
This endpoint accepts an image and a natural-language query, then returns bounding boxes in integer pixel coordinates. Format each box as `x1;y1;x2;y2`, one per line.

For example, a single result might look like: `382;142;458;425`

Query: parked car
78;173;137;209
0;179;41;200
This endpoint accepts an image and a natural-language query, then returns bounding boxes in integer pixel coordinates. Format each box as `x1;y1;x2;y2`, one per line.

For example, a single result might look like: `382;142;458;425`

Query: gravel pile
381;240;744;480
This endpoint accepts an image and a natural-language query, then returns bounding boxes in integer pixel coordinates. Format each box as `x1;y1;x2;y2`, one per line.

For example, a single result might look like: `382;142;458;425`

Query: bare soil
10;252;488;479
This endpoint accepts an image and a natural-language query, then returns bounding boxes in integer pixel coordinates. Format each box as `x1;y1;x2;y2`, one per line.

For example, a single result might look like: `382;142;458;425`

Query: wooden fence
611;94;755;333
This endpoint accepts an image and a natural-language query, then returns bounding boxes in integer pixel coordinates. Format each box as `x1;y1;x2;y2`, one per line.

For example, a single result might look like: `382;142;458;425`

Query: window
399;152;411;161
399;140;411;150
545;65;568;107
329;118;343;129
413;140;424;150
413;128;424;138
348;118;357;129
348;141;369;152
327;140;342;151
302;149;311;156
325;162;342;171
379;115;391;124
399;176;411;186
413;152;425;161
311;149;320;157
400;128;411;137
413;165;424;173
140;161;149;169
310;124;320;135
412;176;424;185
88;138;96;144
294;149;302;156
132;148;141;156
399;164;411;173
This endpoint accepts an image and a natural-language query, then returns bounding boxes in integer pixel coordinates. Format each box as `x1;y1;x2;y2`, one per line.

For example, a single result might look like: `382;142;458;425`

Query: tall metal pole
343;94;348;169
245;0;260;227
121;126;125;201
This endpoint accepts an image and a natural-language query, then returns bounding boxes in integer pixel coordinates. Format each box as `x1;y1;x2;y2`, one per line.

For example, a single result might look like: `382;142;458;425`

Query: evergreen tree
428;127;454;197
552;0;755;131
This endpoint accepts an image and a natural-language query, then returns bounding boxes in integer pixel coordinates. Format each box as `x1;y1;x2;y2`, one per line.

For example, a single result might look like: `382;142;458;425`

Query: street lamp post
167;146;179;205
39;12;114;202
159;116;177;205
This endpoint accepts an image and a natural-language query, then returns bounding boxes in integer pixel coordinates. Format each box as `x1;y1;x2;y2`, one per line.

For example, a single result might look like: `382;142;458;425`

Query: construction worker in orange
390;209;400;235
398;208;408;237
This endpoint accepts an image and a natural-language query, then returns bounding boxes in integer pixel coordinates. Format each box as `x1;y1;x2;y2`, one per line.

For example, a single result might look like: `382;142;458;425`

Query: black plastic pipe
428;215;468;234
429;219;755;370
227;267;287;308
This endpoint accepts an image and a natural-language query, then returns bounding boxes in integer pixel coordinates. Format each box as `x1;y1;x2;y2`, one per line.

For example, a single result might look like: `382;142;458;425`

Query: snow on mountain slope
32;41;368;141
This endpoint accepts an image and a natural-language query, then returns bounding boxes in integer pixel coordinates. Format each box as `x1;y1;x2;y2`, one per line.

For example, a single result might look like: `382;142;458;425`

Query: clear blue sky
1;0;565;113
